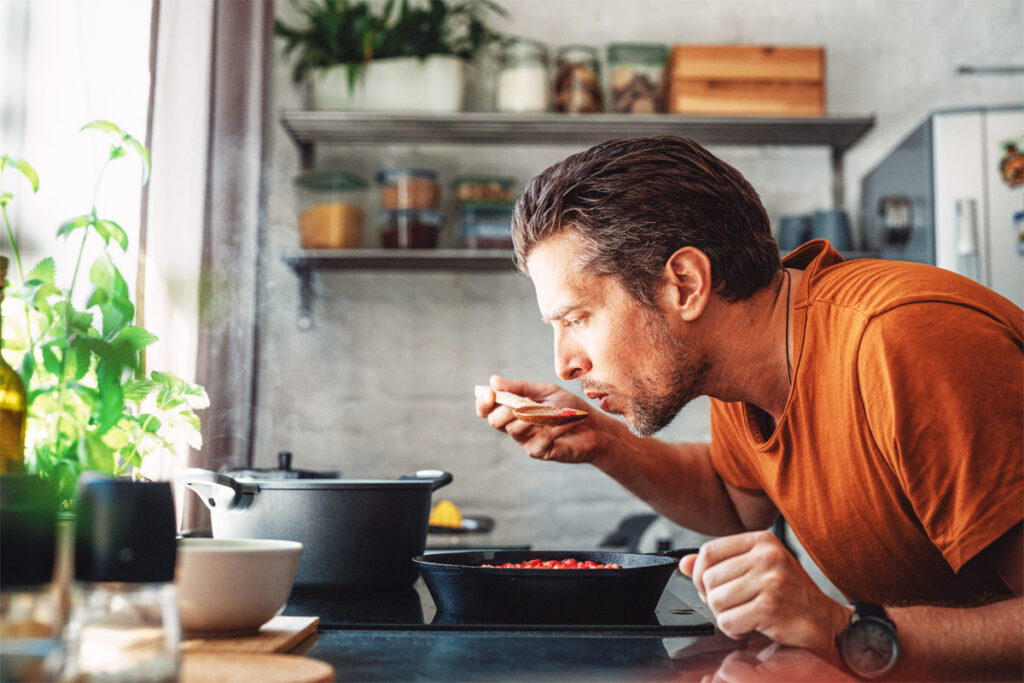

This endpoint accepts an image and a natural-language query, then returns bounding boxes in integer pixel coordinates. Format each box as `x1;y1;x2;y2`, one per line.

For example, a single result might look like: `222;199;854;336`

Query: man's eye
563;317;583;329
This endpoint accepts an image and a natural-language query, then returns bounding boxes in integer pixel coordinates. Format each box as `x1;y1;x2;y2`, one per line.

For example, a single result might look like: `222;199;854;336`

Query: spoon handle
474;385;541;408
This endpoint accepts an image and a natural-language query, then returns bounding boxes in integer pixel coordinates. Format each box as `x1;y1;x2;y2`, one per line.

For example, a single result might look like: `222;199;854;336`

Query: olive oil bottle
0;255;27;473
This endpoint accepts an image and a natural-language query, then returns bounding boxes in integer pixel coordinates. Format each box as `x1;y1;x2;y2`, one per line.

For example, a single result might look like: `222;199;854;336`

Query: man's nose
554;331;590;381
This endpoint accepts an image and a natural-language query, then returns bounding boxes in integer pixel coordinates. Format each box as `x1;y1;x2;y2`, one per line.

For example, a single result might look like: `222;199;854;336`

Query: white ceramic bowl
175;538;303;635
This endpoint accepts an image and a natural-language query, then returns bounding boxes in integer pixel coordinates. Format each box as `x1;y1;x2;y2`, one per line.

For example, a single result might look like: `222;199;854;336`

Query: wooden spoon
474;386;589;427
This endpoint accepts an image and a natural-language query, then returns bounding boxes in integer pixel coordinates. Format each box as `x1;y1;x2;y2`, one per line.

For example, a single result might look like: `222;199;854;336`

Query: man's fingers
679;553;698;578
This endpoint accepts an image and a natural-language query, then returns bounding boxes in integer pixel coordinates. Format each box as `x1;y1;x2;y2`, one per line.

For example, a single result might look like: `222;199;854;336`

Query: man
475;136;1022;679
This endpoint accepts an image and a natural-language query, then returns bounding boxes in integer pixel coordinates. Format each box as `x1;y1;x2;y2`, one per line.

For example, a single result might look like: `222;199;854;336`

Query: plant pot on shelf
312;55;466;112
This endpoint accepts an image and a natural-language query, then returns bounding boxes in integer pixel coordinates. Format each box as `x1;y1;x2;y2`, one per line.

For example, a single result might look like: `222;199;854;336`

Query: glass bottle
0;255;27;474
1;474;61;680
497;38;550;113
553;45;603;114
60;478;180;682
606;43;669;113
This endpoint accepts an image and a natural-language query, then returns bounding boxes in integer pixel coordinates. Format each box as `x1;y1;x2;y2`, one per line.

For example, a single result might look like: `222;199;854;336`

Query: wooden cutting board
181;652;334;683
182;615;319;654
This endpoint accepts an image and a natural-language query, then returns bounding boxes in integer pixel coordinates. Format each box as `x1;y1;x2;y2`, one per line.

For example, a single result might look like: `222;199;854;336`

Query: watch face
841;616;899;678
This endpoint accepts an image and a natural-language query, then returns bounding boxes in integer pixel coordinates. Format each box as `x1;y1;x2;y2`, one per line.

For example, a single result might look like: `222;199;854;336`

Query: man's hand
680;530;851;662
474;375;626;465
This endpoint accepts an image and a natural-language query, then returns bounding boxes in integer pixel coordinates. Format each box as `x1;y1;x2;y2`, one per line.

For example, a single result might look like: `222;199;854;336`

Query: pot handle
399;469;453;491
175;468;258;511
649;546;700;561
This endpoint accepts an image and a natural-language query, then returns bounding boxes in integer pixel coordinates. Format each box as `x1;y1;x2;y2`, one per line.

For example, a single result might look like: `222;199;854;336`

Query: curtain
143;0;273;530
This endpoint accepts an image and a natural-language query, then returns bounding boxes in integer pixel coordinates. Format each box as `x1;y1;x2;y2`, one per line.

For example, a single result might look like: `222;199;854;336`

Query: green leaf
16;158;40;193
95;359;126;433
95;219;128;250
115;326;159;351
83;432;116;474
57;215;91;239
123;378;160;402
27;257;56;285
109;145;127;161
124;136;151;184
81;120;123;135
41;346;61;375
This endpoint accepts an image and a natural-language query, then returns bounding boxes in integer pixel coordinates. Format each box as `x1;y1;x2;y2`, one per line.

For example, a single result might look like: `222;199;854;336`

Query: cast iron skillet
413;547;699;624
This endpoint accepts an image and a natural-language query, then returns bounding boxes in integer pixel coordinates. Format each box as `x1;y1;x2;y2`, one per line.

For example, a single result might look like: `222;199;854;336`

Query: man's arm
887;522;1023;681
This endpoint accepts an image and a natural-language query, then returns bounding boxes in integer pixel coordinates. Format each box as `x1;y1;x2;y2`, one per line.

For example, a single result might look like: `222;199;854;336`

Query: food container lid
606;42;669;65
461;199;515;217
377;209;443;225
452;175;517;188
375;167;440;185
293;170;367;192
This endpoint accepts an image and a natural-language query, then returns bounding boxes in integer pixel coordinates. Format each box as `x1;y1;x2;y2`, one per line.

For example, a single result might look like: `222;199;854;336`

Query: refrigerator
861;105;1024;309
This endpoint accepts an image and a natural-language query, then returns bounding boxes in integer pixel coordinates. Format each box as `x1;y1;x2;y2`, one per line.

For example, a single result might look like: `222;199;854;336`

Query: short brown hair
512;136;780;305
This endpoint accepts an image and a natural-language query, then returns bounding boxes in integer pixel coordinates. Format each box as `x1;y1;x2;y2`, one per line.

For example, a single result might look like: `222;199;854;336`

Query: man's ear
663;247;712;322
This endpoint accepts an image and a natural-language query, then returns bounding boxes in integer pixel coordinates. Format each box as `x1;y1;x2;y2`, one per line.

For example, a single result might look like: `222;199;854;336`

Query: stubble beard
625;308;710;438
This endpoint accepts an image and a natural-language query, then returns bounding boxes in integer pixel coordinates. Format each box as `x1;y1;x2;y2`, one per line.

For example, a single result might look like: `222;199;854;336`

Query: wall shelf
279;110;876;326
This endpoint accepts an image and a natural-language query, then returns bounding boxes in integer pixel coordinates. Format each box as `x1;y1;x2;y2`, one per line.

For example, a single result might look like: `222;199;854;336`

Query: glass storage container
379;209;442;249
452;175;517;203
553;45;603;113
294;171;367;249
459;200;515;249
606;43;669;113
376;167;441;210
496;39;550;113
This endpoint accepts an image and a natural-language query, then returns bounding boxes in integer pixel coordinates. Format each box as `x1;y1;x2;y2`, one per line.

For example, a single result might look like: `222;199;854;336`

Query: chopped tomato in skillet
481;558;622;569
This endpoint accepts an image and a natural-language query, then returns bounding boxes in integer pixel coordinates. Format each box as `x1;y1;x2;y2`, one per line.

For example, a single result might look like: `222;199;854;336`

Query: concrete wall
255;0;1023;548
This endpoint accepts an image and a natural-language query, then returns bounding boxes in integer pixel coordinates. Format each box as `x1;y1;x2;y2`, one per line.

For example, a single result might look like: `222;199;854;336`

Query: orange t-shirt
710;240;1023;606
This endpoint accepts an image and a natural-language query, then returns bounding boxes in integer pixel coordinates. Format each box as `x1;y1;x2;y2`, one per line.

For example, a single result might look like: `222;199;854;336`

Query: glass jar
553;45;603;114
459;200;515;250
606;43;669;113
496;39;550;113
294;171;367;249
378;209;442;249
376;168;441;211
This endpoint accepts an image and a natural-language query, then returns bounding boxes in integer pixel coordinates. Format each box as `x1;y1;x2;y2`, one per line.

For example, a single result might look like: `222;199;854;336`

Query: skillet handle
650;546;700;561
175;468;258;511
400;469;454;491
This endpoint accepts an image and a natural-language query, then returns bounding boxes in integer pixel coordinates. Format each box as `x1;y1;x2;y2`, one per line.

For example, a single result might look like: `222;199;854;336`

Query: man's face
527;234;710;437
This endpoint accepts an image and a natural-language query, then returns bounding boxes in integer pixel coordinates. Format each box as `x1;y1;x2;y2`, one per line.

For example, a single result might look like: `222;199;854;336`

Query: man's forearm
888;596;1023;681
589;430;748;536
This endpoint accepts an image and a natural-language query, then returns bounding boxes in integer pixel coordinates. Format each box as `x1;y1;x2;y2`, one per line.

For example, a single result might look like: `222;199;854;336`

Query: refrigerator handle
955;198;981;282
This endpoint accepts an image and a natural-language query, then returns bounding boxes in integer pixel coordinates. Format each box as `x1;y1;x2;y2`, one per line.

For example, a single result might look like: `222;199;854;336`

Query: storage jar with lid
459;200;515;249
607;43;669;113
376;168;441;210
496;39;550;113
379;209;442;249
554;45;603;113
294;171;367;249
452;175;517;203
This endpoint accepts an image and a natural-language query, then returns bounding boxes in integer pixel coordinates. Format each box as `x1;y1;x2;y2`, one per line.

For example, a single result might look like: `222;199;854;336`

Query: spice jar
379;209;442;249
497;39;550;113
376;168;441;210
294;171;367;249
607;43;669;113
554;45;603;114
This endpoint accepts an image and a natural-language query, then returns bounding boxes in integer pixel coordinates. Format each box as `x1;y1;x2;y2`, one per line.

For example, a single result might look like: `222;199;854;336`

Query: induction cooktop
283;573;715;637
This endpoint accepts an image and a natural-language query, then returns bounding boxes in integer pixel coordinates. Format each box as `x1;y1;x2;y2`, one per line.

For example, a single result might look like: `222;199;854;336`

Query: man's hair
512;136;780;306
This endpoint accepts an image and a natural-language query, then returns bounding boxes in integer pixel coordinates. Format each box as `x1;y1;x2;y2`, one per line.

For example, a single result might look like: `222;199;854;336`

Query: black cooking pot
177;468;452;590
413;547;698;623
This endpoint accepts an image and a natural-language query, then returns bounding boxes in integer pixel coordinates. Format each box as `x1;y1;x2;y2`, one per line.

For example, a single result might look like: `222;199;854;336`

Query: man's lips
585;391;611;412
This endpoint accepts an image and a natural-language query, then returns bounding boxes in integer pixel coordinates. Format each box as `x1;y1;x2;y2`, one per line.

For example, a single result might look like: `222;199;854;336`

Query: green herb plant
0;121;208;508
275;0;508;92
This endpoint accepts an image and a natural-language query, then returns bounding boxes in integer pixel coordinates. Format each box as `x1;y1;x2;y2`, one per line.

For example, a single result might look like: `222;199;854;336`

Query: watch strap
849;601;896;628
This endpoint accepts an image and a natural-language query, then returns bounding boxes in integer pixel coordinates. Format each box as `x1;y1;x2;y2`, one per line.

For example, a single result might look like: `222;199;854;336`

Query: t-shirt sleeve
709;398;766;494
858;301;1024;572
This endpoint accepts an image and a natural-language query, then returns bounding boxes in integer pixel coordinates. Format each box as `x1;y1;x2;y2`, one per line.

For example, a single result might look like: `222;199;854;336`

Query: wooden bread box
667;44;825;116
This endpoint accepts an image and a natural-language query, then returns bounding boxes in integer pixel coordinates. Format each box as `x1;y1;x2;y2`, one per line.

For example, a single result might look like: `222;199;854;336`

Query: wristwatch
837;601;900;679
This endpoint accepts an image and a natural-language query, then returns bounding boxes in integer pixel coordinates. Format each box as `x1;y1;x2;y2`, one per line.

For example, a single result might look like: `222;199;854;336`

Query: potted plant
0;121;208;509
274;0;508;111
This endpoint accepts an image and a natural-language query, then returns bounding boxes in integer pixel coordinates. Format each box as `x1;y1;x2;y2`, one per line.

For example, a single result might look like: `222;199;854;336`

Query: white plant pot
312;55;466;112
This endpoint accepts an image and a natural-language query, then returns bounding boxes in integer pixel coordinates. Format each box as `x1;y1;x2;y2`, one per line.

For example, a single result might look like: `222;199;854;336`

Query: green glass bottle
0;255;27;474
